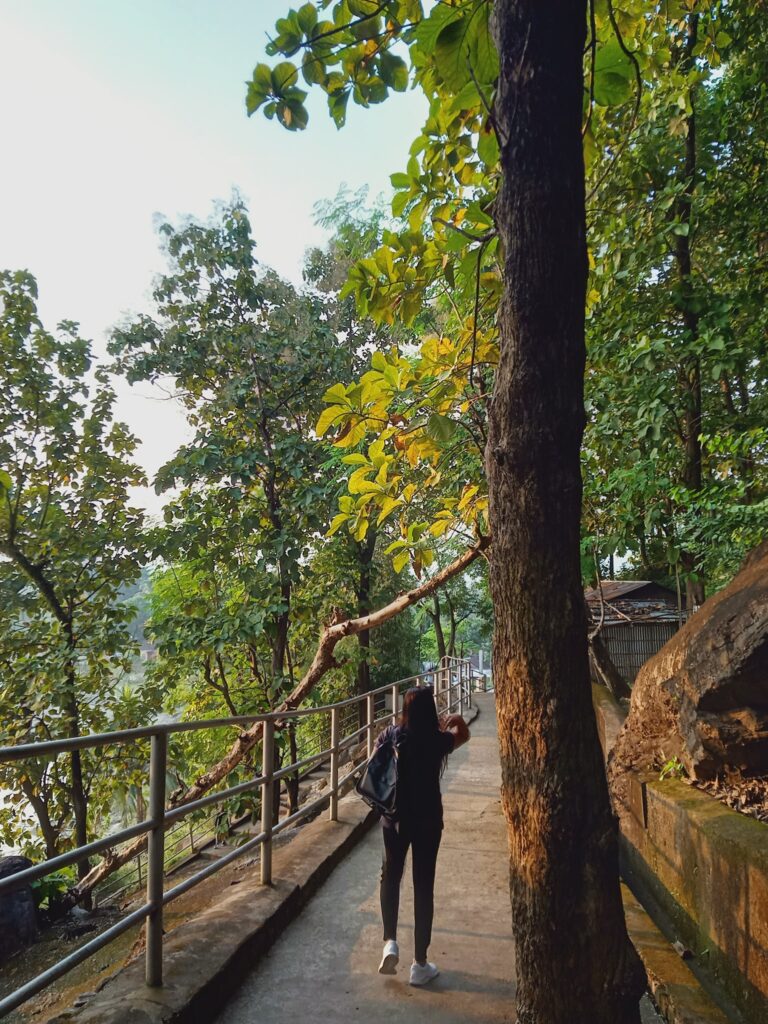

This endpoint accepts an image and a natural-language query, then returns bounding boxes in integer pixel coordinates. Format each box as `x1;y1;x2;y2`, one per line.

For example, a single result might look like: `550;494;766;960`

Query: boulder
609;539;768;790
0;855;38;961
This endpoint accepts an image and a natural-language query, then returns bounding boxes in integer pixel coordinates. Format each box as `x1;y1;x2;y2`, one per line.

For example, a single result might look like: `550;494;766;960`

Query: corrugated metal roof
584;580;655;602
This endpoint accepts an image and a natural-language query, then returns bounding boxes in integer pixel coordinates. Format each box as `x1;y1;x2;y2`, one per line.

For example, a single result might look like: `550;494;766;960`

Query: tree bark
487;4;644;1022
65;536;490;906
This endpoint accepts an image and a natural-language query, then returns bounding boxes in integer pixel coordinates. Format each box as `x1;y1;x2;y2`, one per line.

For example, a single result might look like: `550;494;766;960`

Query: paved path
214;693;662;1024
215;693;516;1024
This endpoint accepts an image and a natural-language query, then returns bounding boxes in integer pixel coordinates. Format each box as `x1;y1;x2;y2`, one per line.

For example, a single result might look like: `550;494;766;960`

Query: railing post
146;731;167;988
329;707;340;822
459;661;465;716
260;719;275;885
391;683;399;726
366;692;375;758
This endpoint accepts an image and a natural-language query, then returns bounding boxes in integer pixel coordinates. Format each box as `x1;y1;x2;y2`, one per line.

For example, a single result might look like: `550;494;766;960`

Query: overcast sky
0;1;426;512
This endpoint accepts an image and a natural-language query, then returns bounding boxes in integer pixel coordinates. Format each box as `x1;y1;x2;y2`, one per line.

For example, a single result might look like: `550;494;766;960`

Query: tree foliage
0;271;158;860
248;1;766;599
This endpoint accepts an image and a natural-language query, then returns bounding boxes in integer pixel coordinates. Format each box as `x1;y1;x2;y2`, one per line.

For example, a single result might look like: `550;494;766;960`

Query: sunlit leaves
314;335;492;573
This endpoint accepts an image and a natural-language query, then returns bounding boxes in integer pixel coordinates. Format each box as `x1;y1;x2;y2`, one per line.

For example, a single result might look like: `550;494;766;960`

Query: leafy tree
110;200;351;699
0;271;158;871
583;1;768;603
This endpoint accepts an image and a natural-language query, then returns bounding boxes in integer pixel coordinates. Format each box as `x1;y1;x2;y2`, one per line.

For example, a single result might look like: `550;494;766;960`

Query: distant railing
0;656;484;1017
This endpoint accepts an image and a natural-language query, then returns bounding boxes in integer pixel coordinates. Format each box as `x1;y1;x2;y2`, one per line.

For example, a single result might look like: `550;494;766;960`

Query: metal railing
0;656;480;1018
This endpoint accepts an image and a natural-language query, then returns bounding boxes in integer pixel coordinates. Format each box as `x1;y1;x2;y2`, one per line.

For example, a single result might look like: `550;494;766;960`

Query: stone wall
594;689;768;1022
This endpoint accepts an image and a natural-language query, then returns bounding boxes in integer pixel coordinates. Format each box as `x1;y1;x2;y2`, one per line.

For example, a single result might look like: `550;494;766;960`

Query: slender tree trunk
19;777;59;860
64;631;91;903
487;5;644;1022
674;13;706;610
447;595;457;657
355;529;376;726
429;593;447;661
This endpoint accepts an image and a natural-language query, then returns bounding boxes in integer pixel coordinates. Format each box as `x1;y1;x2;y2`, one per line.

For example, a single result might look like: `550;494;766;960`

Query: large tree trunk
487;5;644;1022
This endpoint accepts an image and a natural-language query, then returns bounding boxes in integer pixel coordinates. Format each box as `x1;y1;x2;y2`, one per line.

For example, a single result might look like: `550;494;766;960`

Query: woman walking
375;686;470;985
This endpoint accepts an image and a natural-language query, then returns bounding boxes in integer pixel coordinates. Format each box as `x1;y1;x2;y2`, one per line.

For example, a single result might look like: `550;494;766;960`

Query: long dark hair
399;685;440;737
398;686;448;774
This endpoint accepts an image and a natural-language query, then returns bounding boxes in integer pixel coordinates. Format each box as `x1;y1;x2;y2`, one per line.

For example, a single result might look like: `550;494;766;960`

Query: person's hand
440;713;464;730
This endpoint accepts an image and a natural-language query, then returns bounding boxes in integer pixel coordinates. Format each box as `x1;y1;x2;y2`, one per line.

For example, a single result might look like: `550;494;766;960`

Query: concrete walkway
214;693;516;1024
213;694;663;1024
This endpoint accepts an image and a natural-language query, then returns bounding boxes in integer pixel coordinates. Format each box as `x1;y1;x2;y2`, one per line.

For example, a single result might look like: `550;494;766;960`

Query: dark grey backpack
355;729;405;821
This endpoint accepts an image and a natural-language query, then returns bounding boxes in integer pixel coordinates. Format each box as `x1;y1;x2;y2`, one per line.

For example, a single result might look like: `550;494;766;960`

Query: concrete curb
48;703;482;1024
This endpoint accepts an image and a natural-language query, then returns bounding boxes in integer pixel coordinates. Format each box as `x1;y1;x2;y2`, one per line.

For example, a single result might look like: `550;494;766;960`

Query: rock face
0;855;38;961
609;540;768;787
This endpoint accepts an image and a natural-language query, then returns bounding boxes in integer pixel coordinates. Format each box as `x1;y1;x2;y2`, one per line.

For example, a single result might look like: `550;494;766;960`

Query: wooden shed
585;580;685;686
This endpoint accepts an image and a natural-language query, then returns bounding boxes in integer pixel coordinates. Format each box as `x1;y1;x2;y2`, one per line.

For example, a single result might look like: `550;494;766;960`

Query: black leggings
380;821;442;963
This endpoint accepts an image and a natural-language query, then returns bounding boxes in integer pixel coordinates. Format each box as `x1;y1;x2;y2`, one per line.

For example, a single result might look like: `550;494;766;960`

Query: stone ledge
623;884;733;1024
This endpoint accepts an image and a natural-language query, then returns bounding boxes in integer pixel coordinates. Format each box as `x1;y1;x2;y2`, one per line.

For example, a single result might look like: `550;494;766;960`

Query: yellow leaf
335;419;368;448
348;465;375;493
327;513;349;537
316;405;345;437
353;518;369;542
458;484;479;511
377;496;400;525
393;550;410;573
429;518;451;538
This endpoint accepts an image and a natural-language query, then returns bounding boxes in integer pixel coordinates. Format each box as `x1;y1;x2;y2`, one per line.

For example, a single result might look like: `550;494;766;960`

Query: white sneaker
409;961;439;986
378;939;399;974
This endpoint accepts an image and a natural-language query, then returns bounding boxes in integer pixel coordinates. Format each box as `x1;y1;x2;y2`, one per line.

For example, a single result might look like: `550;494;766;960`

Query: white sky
0;1;426;513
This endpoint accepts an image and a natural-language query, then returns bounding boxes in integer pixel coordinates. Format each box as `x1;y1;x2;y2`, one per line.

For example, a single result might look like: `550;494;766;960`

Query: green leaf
434;17;474;93
593;39;634;107
379;51;409;92
272;62;300;93
477;128;499;168
426;413;457;443
297;3;318;34
302;51;327;86
0;469;12;492
391;190;411;219
414;4;463;55
328;87;351;128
